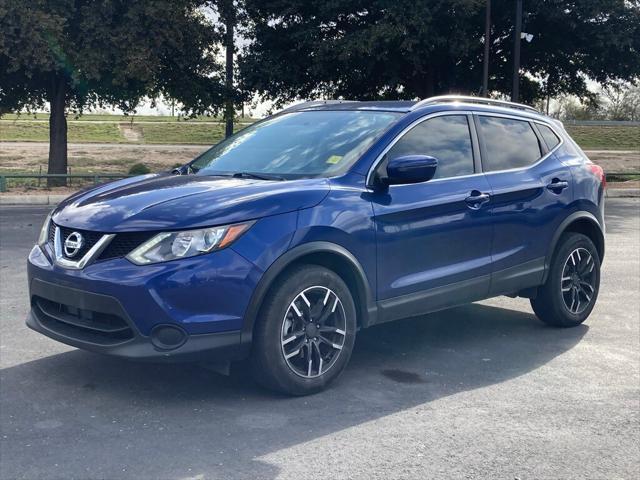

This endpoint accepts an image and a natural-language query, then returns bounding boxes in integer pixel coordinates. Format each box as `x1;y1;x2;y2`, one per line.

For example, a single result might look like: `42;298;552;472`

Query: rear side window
386;115;474;180
537;124;561;150
478;116;542;172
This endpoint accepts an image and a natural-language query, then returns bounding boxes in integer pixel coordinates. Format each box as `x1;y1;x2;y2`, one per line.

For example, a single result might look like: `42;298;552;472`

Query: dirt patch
0;142;208;174
584;150;640;173
117;123;143;142
608;180;640;189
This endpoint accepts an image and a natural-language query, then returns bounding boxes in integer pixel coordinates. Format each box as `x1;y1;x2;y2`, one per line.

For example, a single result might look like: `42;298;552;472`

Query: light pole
512;0;523;102
482;0;491;97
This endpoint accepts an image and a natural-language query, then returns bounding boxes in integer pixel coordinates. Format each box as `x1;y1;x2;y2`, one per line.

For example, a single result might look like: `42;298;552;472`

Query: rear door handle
547;179;569;192
465;191;491;210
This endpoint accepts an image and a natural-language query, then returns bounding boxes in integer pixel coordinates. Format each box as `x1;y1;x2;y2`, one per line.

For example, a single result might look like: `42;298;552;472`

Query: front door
370;113;493;323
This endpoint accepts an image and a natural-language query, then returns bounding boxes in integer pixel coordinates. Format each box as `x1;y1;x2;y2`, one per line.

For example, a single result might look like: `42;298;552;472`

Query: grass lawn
140;122;229;144
0;121;124;143
564;125;639;150
0;119;243;144
1;115;638;150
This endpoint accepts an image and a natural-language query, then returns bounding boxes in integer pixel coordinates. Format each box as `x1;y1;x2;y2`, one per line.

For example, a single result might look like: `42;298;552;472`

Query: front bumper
27;243;260;361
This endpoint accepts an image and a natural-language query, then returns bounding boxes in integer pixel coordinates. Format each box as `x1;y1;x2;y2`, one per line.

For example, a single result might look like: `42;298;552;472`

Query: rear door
474;113;572;295
371;113;494;322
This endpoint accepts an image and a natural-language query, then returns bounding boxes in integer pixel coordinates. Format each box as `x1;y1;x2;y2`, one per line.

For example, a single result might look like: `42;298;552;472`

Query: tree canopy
239;0;640;105
0;0;226;181
0;0;225;115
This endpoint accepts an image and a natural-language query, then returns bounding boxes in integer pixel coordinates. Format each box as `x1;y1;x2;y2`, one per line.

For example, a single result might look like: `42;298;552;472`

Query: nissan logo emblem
64;232;85;258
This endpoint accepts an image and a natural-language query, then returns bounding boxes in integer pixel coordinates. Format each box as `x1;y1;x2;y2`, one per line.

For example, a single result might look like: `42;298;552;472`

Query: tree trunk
222;0;235;138
48;75;68;187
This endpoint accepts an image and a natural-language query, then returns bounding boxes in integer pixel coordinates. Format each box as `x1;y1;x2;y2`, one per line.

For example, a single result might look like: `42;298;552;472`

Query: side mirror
170;165;193;176
384;155;438;186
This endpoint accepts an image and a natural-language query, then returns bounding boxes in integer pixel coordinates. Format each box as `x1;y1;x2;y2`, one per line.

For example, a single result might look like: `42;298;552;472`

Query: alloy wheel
561;247;597;315
280;286;347;378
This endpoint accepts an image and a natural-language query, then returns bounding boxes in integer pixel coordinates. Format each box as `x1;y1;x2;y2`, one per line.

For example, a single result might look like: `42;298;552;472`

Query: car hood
52;174;330;232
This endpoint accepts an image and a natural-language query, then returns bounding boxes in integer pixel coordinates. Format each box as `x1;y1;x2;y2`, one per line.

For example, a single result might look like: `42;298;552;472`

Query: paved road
1;201;638;479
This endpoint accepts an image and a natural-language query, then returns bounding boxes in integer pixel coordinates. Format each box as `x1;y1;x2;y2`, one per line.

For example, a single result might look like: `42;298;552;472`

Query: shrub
128;163;151;175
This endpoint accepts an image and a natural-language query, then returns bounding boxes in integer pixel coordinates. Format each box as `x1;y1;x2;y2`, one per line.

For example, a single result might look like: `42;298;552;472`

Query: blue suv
27;96;606;395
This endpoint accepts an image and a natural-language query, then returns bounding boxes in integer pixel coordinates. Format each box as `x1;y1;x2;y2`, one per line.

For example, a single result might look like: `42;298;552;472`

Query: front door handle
465;191;491;210
547;179;569;193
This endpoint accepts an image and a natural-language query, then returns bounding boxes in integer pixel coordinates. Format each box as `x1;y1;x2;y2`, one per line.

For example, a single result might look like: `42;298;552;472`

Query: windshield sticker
326;155;343;165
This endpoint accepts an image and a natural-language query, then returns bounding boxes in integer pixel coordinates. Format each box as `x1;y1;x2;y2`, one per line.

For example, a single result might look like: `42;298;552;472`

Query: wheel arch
543;211;605;283
240;242;376;347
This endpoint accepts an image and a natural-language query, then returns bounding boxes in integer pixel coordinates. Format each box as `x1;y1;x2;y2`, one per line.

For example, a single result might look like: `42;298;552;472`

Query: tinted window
478;116;542;171
538;124;561;150
192;110;400;179
386;115;474;180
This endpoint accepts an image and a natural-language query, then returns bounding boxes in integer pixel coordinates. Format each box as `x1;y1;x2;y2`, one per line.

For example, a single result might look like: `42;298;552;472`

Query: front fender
240;241;376;347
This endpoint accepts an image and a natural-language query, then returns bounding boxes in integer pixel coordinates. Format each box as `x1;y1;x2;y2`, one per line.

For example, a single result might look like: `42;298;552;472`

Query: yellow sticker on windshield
326;155;343;165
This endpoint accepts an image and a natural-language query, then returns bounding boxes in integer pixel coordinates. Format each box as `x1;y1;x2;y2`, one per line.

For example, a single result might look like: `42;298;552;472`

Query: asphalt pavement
1;200;638;479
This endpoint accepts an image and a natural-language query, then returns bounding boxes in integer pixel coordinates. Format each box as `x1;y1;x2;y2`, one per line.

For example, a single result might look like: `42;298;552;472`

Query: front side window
191;110;400;179
385;115;475;180
478;116;542;172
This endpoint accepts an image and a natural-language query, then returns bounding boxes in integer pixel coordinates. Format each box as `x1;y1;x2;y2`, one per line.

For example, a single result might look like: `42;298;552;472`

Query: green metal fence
0;173;133;192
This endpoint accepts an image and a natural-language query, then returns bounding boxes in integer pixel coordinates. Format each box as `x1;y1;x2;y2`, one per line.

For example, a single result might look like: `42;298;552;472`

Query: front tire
531;232;601;327
251;265;357;395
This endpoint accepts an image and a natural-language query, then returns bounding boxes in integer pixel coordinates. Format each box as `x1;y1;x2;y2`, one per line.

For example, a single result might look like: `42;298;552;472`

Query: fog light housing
150;325;187;350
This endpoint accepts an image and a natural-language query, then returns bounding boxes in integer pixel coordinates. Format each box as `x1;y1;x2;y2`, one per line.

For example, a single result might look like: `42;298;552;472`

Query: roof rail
411;95;540;114
277;100;359;114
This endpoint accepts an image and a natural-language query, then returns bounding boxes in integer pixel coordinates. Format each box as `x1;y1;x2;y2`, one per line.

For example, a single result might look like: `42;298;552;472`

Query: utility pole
482;0;491;97
222;0;235;138
512;0;523;102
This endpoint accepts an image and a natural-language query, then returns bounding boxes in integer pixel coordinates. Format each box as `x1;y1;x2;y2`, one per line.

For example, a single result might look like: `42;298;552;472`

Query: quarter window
478;116;542;172
537;124;561;150
385;115;474;180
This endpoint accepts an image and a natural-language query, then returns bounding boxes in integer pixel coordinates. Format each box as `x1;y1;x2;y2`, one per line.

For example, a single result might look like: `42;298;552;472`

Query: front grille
48;221;56;244
33;296;134;345
50;224;103;260
49;222;154;262
98;231;155;261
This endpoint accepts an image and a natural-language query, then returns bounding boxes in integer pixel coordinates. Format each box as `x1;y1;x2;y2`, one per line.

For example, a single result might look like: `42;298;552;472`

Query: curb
0;189;638;206
0;195;68;205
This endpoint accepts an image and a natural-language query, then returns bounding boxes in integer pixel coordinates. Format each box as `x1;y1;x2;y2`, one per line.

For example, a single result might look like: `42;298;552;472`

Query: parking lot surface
1;200;638;479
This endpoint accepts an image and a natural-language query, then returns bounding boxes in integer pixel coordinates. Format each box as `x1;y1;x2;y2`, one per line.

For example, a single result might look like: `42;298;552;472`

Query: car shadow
0;302;587;479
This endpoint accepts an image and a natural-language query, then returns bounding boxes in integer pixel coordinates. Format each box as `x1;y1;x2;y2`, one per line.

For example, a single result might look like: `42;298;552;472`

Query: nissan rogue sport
27;96;606;395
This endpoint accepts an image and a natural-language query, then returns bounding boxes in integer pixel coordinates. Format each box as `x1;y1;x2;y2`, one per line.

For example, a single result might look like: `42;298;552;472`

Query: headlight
38;211;53;246
126;221;254;265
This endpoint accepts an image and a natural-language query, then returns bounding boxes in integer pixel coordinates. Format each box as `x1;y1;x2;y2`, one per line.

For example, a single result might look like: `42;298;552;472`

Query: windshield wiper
231;172;285;181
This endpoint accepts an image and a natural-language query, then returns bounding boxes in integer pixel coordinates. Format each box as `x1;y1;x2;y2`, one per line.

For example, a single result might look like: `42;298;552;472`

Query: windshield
192;110;400;179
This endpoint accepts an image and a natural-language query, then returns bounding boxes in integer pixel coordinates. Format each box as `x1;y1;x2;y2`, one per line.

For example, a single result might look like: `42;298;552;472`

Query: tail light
588;164;606;188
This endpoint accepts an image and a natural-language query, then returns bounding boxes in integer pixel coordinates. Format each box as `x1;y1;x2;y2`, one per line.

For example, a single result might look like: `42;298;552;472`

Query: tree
553;95;603;121
601;81;640;121
239;0;640;106
0;0;225;185
489;0;640;102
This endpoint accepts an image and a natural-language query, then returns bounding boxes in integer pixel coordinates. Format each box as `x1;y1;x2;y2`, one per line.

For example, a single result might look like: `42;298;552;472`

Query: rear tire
531;232;600;327
251;265;357;395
